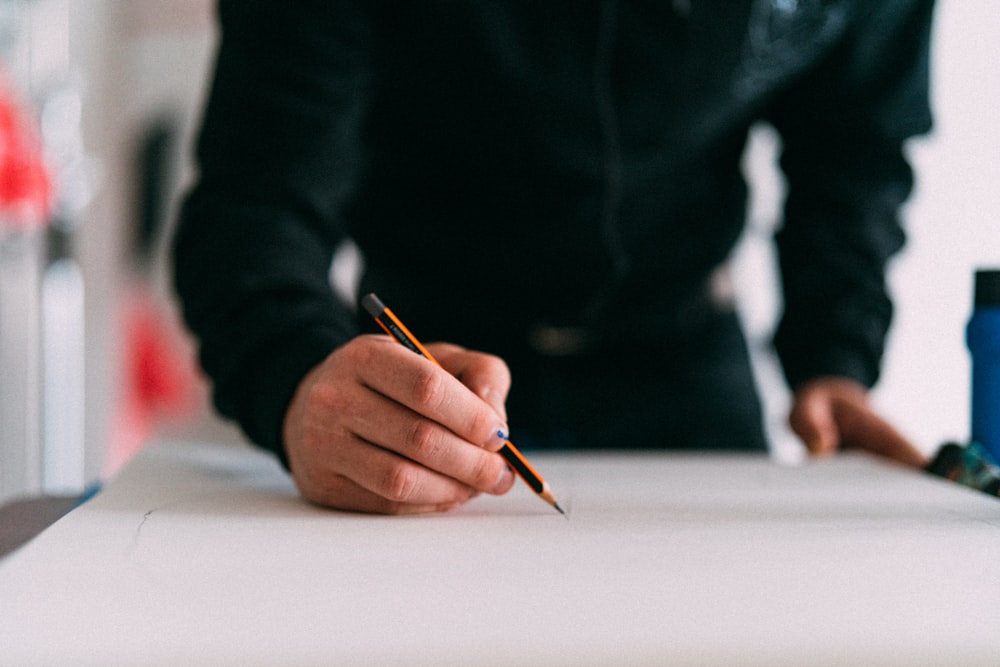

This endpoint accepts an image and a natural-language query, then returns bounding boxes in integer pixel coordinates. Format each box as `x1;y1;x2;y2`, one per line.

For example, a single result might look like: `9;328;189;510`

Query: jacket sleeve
764;0;935;390
172;0;371;464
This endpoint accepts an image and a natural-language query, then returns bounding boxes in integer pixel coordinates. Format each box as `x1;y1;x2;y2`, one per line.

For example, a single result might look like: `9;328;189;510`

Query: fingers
430;343;511;422
293;434;484;514
331;382;516;496
789;377;928;468
353;339;510;452
296;467;473;515
841;408;929;468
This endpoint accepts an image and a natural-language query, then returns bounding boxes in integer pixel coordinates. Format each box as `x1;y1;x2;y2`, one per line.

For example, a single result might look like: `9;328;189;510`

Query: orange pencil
362;292;564;515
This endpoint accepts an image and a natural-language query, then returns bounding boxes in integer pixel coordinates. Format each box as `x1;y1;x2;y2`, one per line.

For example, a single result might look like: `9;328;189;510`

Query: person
173;0;935;514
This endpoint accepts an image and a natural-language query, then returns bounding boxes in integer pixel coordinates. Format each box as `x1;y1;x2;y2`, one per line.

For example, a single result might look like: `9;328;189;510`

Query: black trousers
502;310;768;453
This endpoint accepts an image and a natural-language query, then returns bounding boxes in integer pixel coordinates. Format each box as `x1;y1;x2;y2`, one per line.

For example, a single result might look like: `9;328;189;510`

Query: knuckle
468;453;499;490
405;419;442;459
410;366;446;409
383;462;420;503
303;380;343;413
349;336;380;365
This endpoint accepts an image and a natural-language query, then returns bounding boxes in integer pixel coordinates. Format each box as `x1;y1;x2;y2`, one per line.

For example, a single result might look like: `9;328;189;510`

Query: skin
789;376;929;469
284;343;929;514
283;335;515;514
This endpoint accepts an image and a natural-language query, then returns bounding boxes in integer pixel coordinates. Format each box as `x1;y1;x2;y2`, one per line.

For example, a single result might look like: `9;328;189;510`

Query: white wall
881;0;1000;452
68;0;219;482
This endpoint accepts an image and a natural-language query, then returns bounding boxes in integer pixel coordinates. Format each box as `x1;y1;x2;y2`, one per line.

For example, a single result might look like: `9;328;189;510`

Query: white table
2;440;999;666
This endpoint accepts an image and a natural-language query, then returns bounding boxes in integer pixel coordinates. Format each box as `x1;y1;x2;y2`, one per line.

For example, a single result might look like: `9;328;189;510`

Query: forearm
773;139;914;389
172;0;371;460
766;0;935;389
173;189;359;461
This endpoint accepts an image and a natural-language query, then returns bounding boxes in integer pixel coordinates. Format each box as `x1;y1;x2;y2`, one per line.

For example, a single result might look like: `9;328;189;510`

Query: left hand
788;376;928;468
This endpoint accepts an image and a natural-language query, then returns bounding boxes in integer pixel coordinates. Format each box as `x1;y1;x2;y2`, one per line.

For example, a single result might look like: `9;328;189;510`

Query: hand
788;376;928;468
282;335;516;514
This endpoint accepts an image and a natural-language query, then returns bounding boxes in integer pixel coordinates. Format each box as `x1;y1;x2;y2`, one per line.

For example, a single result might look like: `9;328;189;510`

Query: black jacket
174;0;934;460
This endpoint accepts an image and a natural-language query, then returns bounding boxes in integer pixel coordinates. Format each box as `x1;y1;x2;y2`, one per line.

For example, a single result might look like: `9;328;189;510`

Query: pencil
361;292;564;515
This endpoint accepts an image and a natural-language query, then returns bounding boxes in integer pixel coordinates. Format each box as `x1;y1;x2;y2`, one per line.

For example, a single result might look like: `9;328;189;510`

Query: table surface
2;440;999;666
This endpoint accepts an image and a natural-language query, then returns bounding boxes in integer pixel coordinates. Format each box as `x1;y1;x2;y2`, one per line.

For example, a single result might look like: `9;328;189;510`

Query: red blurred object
0;71;50;227
130;293;196;419
107;285;204;476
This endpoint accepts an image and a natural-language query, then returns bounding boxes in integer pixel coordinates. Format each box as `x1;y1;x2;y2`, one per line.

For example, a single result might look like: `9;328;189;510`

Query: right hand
282;334;516;514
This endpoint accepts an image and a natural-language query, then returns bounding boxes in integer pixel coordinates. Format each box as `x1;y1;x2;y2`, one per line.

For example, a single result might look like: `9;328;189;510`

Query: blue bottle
967;269;1000;461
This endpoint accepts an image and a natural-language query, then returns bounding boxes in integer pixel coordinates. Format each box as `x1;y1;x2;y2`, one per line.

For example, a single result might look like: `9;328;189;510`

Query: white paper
2;441;999;666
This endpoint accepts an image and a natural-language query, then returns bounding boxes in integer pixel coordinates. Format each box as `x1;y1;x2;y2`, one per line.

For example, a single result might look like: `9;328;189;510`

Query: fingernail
493;464;515;494
484;426;510;448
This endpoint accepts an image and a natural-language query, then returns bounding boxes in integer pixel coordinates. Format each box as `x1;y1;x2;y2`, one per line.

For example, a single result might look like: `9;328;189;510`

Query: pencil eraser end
361;293;386;318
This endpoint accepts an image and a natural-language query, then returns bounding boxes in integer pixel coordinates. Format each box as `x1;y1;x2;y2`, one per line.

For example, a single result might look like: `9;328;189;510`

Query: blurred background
0;0;997;503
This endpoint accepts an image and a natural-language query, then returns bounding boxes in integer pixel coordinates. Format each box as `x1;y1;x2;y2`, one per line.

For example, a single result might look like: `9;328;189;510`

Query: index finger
429;343;511;422
837;402;929;468
353;338;510;451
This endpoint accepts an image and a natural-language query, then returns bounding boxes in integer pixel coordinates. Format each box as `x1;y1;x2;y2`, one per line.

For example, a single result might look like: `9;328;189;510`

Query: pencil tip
538;486;564;516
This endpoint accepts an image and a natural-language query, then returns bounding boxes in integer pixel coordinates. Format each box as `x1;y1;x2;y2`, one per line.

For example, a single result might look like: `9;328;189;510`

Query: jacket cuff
776;340;880;393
